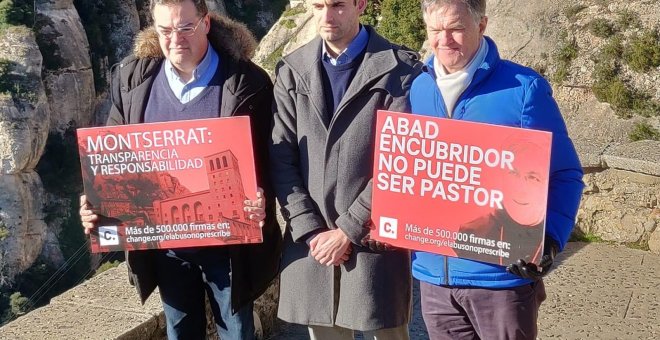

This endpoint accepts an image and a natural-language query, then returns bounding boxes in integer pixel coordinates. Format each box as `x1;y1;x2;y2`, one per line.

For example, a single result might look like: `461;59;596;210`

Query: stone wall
576;142;659;253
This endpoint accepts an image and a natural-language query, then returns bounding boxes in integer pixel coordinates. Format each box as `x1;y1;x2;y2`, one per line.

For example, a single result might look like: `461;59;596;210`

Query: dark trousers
154;248;255;340
420;280;546;340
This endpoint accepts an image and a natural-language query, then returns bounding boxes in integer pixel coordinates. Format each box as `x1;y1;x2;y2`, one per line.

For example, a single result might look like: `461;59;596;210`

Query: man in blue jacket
410;1;584;339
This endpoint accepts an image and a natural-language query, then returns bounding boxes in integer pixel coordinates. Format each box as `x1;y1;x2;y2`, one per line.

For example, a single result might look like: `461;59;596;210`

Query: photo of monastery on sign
76;117;262;253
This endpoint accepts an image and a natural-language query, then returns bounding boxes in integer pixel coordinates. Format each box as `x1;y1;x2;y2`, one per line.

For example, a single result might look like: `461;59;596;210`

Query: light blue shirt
322;25;369;66
164;43;219;104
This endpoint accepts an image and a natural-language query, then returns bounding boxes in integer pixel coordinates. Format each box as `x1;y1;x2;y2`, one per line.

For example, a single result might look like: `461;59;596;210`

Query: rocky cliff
0;26;49;286
0;0;292;318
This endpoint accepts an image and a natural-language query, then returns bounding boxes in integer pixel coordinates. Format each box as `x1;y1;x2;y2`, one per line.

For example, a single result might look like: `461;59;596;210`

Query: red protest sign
370;111;551;266
77;117;262;253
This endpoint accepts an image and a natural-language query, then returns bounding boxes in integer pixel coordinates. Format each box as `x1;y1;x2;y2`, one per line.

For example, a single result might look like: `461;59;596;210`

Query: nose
170;30;187;43
438;30;453;46
320;6;332;24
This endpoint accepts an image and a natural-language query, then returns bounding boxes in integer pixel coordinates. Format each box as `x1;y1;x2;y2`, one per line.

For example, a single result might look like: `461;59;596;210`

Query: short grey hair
150;0;209;17
421;0;486;23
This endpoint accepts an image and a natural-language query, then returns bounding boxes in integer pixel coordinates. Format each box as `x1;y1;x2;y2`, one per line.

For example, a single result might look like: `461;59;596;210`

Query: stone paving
1;242;657;339
268;242;660;340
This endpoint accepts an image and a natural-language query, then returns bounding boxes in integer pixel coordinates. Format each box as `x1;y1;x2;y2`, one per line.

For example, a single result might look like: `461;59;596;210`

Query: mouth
512;199;529;206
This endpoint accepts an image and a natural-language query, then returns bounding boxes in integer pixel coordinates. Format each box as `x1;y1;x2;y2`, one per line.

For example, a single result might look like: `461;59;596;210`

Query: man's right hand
79;195;99;235
309;229;352;266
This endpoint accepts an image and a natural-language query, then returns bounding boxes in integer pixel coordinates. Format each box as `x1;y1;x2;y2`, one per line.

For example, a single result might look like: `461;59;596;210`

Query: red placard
370;111;551;266
77;117;261;253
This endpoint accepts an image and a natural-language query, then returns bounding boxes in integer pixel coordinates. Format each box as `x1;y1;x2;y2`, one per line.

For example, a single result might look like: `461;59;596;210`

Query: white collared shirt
164;43;219;104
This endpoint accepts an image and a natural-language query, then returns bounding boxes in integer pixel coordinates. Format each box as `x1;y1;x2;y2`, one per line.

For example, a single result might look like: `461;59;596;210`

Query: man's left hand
244;187;266;227
507;238;559;281
310;229;351;266
360;233;393;252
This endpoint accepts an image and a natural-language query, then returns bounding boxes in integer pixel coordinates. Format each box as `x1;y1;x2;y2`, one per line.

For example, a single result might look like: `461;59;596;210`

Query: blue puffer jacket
410;36;584;288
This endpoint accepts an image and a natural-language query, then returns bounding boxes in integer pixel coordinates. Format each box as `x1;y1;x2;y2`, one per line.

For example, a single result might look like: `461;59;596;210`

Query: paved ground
267;242;660;340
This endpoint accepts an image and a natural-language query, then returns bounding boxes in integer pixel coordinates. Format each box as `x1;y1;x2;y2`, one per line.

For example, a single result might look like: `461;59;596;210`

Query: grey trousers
420;280;546;340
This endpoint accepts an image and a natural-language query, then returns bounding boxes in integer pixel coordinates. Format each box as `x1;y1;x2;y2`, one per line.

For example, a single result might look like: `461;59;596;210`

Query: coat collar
422;35;500;87
282;26;403;129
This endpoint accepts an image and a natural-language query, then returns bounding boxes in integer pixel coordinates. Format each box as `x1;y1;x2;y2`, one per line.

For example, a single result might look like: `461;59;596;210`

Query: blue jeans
154;248;255;340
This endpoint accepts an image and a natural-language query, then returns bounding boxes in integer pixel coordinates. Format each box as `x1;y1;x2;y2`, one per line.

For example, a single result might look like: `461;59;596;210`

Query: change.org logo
99;226;119;246
378;217;398;240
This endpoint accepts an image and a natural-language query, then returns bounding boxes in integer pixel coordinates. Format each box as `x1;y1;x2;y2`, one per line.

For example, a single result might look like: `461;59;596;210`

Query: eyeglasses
156;16;205;38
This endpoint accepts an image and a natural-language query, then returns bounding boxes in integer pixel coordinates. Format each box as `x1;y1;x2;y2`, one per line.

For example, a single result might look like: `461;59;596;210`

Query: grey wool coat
270;26;423;331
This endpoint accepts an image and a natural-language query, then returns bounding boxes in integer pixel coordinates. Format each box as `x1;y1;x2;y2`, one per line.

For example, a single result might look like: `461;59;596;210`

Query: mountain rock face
35;0;95;131
0;27;49;284
253;3;315;72
108;0;141;64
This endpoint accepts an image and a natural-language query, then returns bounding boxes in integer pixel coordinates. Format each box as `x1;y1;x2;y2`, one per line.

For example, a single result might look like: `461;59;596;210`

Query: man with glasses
78;1;281;338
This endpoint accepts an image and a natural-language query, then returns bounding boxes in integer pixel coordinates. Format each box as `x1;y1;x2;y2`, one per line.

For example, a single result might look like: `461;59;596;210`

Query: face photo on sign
501;138;548;227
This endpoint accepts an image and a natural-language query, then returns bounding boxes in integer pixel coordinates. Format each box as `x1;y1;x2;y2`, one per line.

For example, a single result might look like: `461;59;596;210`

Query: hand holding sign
79;194;100;235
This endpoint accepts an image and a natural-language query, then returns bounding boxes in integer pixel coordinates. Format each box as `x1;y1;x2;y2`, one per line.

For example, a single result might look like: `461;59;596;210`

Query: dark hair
150;0;209;17
421;0;486;23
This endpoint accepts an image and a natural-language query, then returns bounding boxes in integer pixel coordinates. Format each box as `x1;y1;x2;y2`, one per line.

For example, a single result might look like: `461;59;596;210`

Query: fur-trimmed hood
132;13;257;61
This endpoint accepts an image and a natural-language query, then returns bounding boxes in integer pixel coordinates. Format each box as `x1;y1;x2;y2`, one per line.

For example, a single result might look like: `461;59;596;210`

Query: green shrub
378;0;426;51
617;9;641;30
282;3;306;18
592;60;659;119
361;0;381;27
94;261;121;276
623;28;660;73
281;19;296;30
0;0;33;30
0;58;12;90
601;35;623;61
0;58;38;105
0;221;8;241
569;232;605;243
588;18;615;38
564;5;586;22
8;292;27;316
552;33;578;83
629;122;660;141
262;43;285;71
592;76;633;118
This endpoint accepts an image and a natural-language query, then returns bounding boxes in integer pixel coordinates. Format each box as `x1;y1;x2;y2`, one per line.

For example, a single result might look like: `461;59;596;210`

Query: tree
0;0;34;29
378;0;426;51
360;0;382;27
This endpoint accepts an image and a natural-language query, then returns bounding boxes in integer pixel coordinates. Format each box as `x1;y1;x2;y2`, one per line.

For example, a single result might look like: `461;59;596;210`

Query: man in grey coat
270;0;422;339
